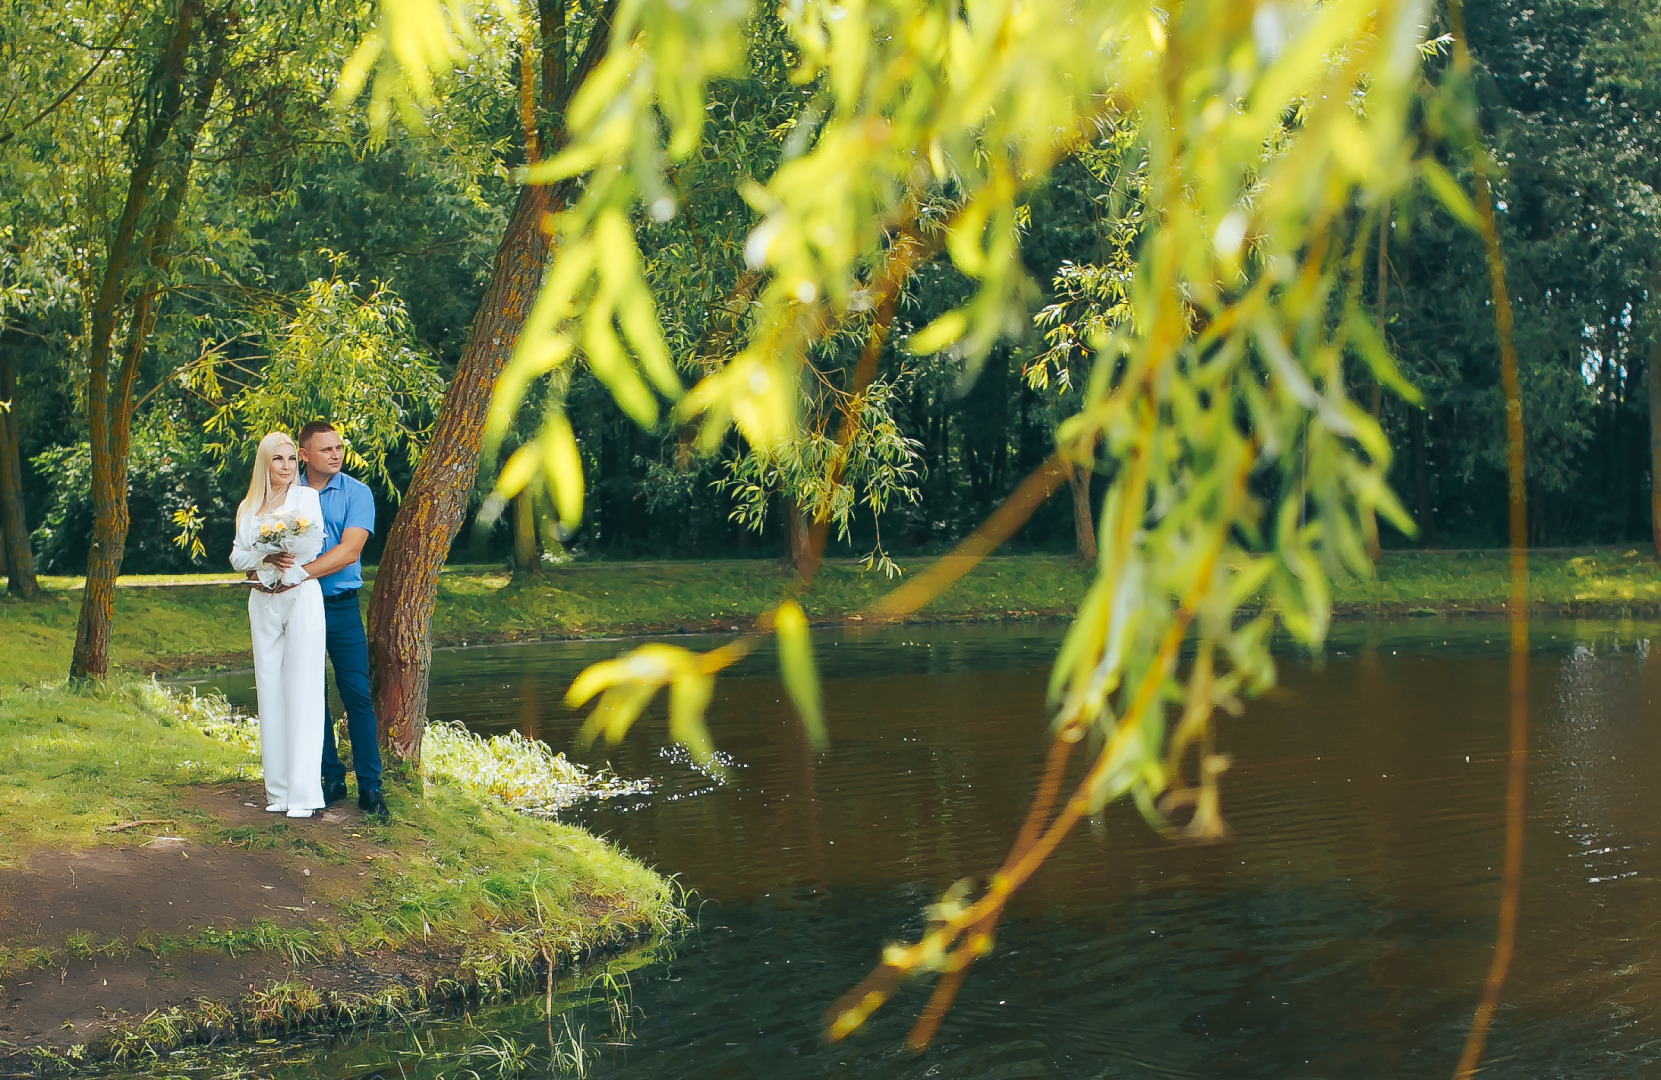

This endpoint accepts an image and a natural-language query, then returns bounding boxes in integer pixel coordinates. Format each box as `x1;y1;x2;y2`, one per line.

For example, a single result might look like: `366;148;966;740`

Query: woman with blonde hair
230;432;327;818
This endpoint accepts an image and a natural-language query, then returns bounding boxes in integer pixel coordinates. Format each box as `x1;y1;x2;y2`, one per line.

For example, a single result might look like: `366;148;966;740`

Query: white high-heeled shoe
285;808;314;819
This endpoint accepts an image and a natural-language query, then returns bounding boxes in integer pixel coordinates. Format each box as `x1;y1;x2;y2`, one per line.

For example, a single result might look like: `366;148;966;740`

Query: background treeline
3;0;1658;579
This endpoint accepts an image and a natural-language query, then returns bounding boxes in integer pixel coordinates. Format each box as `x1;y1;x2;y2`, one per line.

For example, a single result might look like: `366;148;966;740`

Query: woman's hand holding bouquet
252;510;323;588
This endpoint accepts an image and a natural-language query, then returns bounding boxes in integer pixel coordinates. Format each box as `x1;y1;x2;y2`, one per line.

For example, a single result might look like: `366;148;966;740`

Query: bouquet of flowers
251;508;322;587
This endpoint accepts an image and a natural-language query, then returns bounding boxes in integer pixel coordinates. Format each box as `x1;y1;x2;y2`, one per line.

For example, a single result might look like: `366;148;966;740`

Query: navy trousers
320;591;382;792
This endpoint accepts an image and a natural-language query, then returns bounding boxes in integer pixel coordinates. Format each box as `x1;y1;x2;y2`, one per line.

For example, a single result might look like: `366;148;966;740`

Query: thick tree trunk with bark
367;3;614;765
0;345;39;595
1067;463;1096;562
370;184;552;762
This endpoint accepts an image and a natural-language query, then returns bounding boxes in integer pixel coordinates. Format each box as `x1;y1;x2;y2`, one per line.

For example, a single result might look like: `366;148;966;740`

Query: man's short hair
298;420;338;447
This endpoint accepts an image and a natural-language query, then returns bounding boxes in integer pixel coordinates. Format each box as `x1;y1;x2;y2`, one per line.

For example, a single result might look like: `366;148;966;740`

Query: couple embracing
229;421;387;820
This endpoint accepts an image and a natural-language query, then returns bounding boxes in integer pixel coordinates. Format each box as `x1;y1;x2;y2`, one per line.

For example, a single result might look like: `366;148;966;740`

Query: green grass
5;550;1661;683
0;556;1097;681
1331;547;1661;612
0;675;675;916
0;677;679;1059
0;680;255;855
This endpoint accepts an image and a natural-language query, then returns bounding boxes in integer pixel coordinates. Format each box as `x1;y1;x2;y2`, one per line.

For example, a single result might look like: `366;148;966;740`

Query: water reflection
186;618;1661;1078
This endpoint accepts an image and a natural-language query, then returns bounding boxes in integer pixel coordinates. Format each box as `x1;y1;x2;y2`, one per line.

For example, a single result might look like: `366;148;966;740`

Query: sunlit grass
0;678;679;984
3;551;1660;686
0;679;255;858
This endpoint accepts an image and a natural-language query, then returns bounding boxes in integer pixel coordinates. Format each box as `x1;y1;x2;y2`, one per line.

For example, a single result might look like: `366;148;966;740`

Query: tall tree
0;343;39;594
70;0;229;678
1651;271;1661;557
364;0;614;763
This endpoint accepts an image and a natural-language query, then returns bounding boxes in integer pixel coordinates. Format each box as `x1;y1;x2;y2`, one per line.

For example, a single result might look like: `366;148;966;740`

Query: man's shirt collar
300;469;348;493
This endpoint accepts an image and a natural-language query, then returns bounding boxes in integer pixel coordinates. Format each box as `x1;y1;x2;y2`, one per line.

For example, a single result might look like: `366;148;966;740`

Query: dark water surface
191;618;1661;1078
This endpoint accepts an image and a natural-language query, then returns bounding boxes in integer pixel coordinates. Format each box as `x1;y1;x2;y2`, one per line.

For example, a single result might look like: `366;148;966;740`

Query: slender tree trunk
512;488;541;575
0;344;39;596
1364;209;1388;561
368;1;614;766
1067;463;1096;562
70;1;212;678
1410;407;1437;547
1649;291;1661;558
783;496;810;575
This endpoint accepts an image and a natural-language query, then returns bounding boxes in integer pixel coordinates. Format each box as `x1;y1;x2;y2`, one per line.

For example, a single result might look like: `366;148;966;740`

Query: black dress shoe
358;787;389;818
323;780;349;806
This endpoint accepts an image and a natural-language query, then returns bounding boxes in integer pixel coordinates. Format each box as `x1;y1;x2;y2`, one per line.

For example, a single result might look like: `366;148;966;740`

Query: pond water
186;617;1661;1078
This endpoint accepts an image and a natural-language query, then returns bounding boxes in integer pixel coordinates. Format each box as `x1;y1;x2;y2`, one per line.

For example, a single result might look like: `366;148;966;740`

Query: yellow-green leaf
775;601;826;748
1420;160;1481;231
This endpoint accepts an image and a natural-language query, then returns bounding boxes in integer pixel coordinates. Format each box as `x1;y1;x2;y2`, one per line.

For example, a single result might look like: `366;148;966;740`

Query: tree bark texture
72;1;222;678
369;184;552;761
367;3;615;766
1067;463;1097;562
0;344;39;595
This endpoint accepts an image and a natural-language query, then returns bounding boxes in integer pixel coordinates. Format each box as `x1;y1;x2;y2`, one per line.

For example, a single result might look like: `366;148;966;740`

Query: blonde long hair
238;432;298;521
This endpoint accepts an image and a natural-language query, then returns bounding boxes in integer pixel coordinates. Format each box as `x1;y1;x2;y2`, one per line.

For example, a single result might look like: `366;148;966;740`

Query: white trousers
248;580;327;811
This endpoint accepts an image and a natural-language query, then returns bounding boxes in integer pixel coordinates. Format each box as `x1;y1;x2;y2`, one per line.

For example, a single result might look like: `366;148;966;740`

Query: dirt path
0;784;409;1059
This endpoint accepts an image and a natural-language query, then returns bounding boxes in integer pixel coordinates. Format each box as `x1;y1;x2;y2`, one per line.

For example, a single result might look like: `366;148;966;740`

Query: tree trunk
783;496;811;575
1650;298;1661;558
370;184;552;762
0;344;39;596
1363;209;1388;561
1410;407;1437;548
1067;463;1096;562
70;0;215;678
512;488;541;575
367;1;614;767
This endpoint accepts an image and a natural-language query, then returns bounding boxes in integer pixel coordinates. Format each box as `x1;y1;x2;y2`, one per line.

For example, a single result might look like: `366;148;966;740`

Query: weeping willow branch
863;451;1071;623
1444;0;1531;1076
829;449;1256;1047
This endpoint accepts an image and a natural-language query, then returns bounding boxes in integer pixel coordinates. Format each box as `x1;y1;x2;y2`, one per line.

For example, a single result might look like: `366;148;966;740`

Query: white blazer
230;484;325;587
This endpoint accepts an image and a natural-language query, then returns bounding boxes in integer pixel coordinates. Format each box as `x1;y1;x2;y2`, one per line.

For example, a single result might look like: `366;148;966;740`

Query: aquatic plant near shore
421;720;648;815
155;680;261;758
166;682;646;815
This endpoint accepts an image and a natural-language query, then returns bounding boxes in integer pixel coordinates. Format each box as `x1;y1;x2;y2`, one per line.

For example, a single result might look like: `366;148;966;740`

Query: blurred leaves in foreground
359;0;1451;1047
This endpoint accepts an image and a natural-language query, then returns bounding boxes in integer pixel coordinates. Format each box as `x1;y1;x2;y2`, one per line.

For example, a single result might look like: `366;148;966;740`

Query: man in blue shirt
293;420;387;817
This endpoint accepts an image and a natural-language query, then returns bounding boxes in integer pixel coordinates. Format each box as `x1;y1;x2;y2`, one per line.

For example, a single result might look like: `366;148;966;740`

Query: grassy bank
0;678;677;1067
5;549;1661;682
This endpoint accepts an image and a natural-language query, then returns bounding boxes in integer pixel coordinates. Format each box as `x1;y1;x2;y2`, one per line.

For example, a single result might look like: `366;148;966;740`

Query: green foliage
29;417;231;574
1;0;520;579
1375;0;1661;544
715;376;921;569
356;0;1523;1037
194;267;445;492
773;599;825;747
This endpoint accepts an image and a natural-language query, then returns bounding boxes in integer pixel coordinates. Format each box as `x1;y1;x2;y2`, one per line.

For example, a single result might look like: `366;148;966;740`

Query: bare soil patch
0;783;408;1060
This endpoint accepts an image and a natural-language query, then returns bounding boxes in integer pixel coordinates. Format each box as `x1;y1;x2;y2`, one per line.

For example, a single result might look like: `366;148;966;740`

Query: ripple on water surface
192;618;1661;1078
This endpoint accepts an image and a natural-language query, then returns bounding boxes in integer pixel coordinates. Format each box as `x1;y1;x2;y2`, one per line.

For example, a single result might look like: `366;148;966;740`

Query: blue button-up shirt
304;470;376;597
